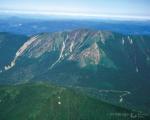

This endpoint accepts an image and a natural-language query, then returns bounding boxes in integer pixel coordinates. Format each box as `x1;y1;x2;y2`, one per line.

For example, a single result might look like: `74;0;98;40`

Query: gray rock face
0;29;150;114
6;30;110;70
1;29;150;89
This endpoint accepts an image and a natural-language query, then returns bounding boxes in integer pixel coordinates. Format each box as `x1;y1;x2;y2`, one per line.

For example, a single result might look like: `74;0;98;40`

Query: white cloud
1;9;150;21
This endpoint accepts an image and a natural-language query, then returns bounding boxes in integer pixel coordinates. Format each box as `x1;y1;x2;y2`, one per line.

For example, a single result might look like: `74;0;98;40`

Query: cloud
0;9;150;21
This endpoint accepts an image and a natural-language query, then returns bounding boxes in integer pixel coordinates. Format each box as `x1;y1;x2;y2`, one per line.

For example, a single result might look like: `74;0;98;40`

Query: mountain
0;32;28;71
0;29;150;113
0;83;149;120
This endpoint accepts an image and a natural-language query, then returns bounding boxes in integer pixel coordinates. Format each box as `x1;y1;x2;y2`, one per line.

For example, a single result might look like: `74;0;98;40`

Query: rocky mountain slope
0;29;150;82
0;29;150;113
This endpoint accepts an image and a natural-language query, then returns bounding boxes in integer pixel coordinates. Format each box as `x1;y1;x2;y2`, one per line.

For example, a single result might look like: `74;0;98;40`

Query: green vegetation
0;32;28;70
0;83;146;120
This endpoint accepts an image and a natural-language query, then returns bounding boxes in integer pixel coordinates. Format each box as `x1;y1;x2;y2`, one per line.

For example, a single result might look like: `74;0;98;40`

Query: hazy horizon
0;0;150;20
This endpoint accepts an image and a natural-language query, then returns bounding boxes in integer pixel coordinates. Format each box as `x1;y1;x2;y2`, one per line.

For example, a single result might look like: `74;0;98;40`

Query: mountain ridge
0;29;150;113
1;29;150;73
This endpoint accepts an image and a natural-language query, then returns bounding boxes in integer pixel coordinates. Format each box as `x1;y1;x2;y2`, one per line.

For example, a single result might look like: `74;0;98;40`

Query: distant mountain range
0;29;150;114
0;16;150;35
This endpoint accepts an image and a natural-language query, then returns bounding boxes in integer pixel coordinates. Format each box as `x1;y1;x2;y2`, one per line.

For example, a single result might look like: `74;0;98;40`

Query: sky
0;0;150;20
